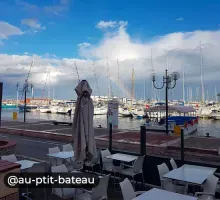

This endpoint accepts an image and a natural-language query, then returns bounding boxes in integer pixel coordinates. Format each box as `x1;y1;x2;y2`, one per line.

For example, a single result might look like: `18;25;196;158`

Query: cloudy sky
0;0;220;101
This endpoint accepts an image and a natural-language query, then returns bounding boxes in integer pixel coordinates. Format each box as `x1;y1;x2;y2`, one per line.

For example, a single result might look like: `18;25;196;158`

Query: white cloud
176;17;184;21
96;21;117;29
21;18;46;30
17;0;69;16
0;21;23;43
2;21;220;99
77;42;91;49
96;20;128;29
80;23;220;85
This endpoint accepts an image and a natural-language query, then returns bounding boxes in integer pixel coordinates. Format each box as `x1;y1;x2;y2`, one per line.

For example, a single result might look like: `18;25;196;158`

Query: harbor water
1;108;220;138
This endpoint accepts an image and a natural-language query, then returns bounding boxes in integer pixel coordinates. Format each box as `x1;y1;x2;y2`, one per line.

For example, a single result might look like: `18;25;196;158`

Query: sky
1;0;220;101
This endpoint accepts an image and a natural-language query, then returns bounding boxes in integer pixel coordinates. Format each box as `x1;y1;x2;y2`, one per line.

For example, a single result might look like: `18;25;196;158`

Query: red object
196;104;199;108
190;120;194;126
146;104;150;109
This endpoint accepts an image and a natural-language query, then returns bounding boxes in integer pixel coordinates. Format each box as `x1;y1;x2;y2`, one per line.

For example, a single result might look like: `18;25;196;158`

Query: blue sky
1;0;220;101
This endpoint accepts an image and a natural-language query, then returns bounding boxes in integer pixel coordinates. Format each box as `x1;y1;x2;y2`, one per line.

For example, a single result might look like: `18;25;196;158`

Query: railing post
140;126;146;155
0;82;2;128
181;128;184;164
109;123;112;152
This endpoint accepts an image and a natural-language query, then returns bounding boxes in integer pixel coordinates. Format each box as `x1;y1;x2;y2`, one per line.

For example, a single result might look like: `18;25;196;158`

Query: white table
132;188;198;200
106;153;138;162
16;160;39;170
164;164;217;185
47;151;74;159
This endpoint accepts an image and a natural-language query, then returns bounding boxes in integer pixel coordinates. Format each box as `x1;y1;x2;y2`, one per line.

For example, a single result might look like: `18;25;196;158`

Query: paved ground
100;131;179;145
1;120;119;137
170;136;220;151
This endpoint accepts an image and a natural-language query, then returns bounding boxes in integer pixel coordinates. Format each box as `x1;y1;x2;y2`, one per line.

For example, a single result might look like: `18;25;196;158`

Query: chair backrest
62;144;73;152
29;162;48;173
51;164;68;173
101;149;112;167
170;158;177;169
203;174;219;194
73;161;83;170
91;174;110;200
49;147;60;154
157;163;169;181
1;154;17;163
133;156;145;173
120;178;136;200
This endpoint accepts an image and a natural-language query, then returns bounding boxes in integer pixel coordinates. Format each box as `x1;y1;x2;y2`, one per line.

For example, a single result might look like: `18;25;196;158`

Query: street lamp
17;79;33;122
151;70;180;134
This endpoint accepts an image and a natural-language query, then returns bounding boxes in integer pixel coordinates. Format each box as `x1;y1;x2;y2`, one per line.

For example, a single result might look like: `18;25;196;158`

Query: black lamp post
151;70;180;134
17;79;33;122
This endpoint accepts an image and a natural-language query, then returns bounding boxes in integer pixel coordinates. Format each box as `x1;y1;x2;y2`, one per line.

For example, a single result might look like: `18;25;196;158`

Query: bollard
181;128;184;164
109;123;113;152
13;112;18;120
140;125;146;156
0;83;2;127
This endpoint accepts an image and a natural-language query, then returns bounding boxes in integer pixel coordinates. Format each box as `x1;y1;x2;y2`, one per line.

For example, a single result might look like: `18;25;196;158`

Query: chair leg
113;172;116;190
141;172;145;189
132;176;135;190
99;164;102;174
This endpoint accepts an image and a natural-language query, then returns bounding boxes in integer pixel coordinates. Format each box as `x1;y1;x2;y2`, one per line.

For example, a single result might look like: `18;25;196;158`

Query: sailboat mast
106;59;110;101
117;59;120;99
48;68;50;105
215;85;217;102
92;63;100;100
183;67;185;102
150;49;155;101
131;69;134;106
199;41;205;103
144;80;146;101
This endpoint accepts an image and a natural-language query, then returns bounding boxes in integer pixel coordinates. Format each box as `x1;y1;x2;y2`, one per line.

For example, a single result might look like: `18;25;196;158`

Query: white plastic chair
195;174;219;200
63;144;73;151
101;149;120;173
120;178;145;200
29;162;48;200
157;163;185;194
85;149;101;173
51;164;82;199
101;149;121;188
170;158;177;169
1;154;17;162
120;156;145;189
48;147;63;166
75;174;110;200
64;160;83;172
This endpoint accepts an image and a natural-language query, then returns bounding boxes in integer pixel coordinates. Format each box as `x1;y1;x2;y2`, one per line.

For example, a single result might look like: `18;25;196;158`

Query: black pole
0;82;3;127
181;128;184;164
109;123;112;152
24;89;26;123
140;126;146;155
165;70;169;135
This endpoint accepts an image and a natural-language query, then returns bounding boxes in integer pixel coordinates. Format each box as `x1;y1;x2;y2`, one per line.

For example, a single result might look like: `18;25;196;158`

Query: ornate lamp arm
168;80;177;89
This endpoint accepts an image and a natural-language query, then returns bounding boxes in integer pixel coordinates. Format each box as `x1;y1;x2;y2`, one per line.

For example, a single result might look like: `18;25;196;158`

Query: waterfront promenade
1;120;220;166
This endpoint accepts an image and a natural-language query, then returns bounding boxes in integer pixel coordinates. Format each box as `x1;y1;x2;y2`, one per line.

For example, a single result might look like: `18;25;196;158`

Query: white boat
94;107;107;115
210;109;220;120
39;106;51;113
50;105;59;114
57;106;70;114
119;107;133;117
